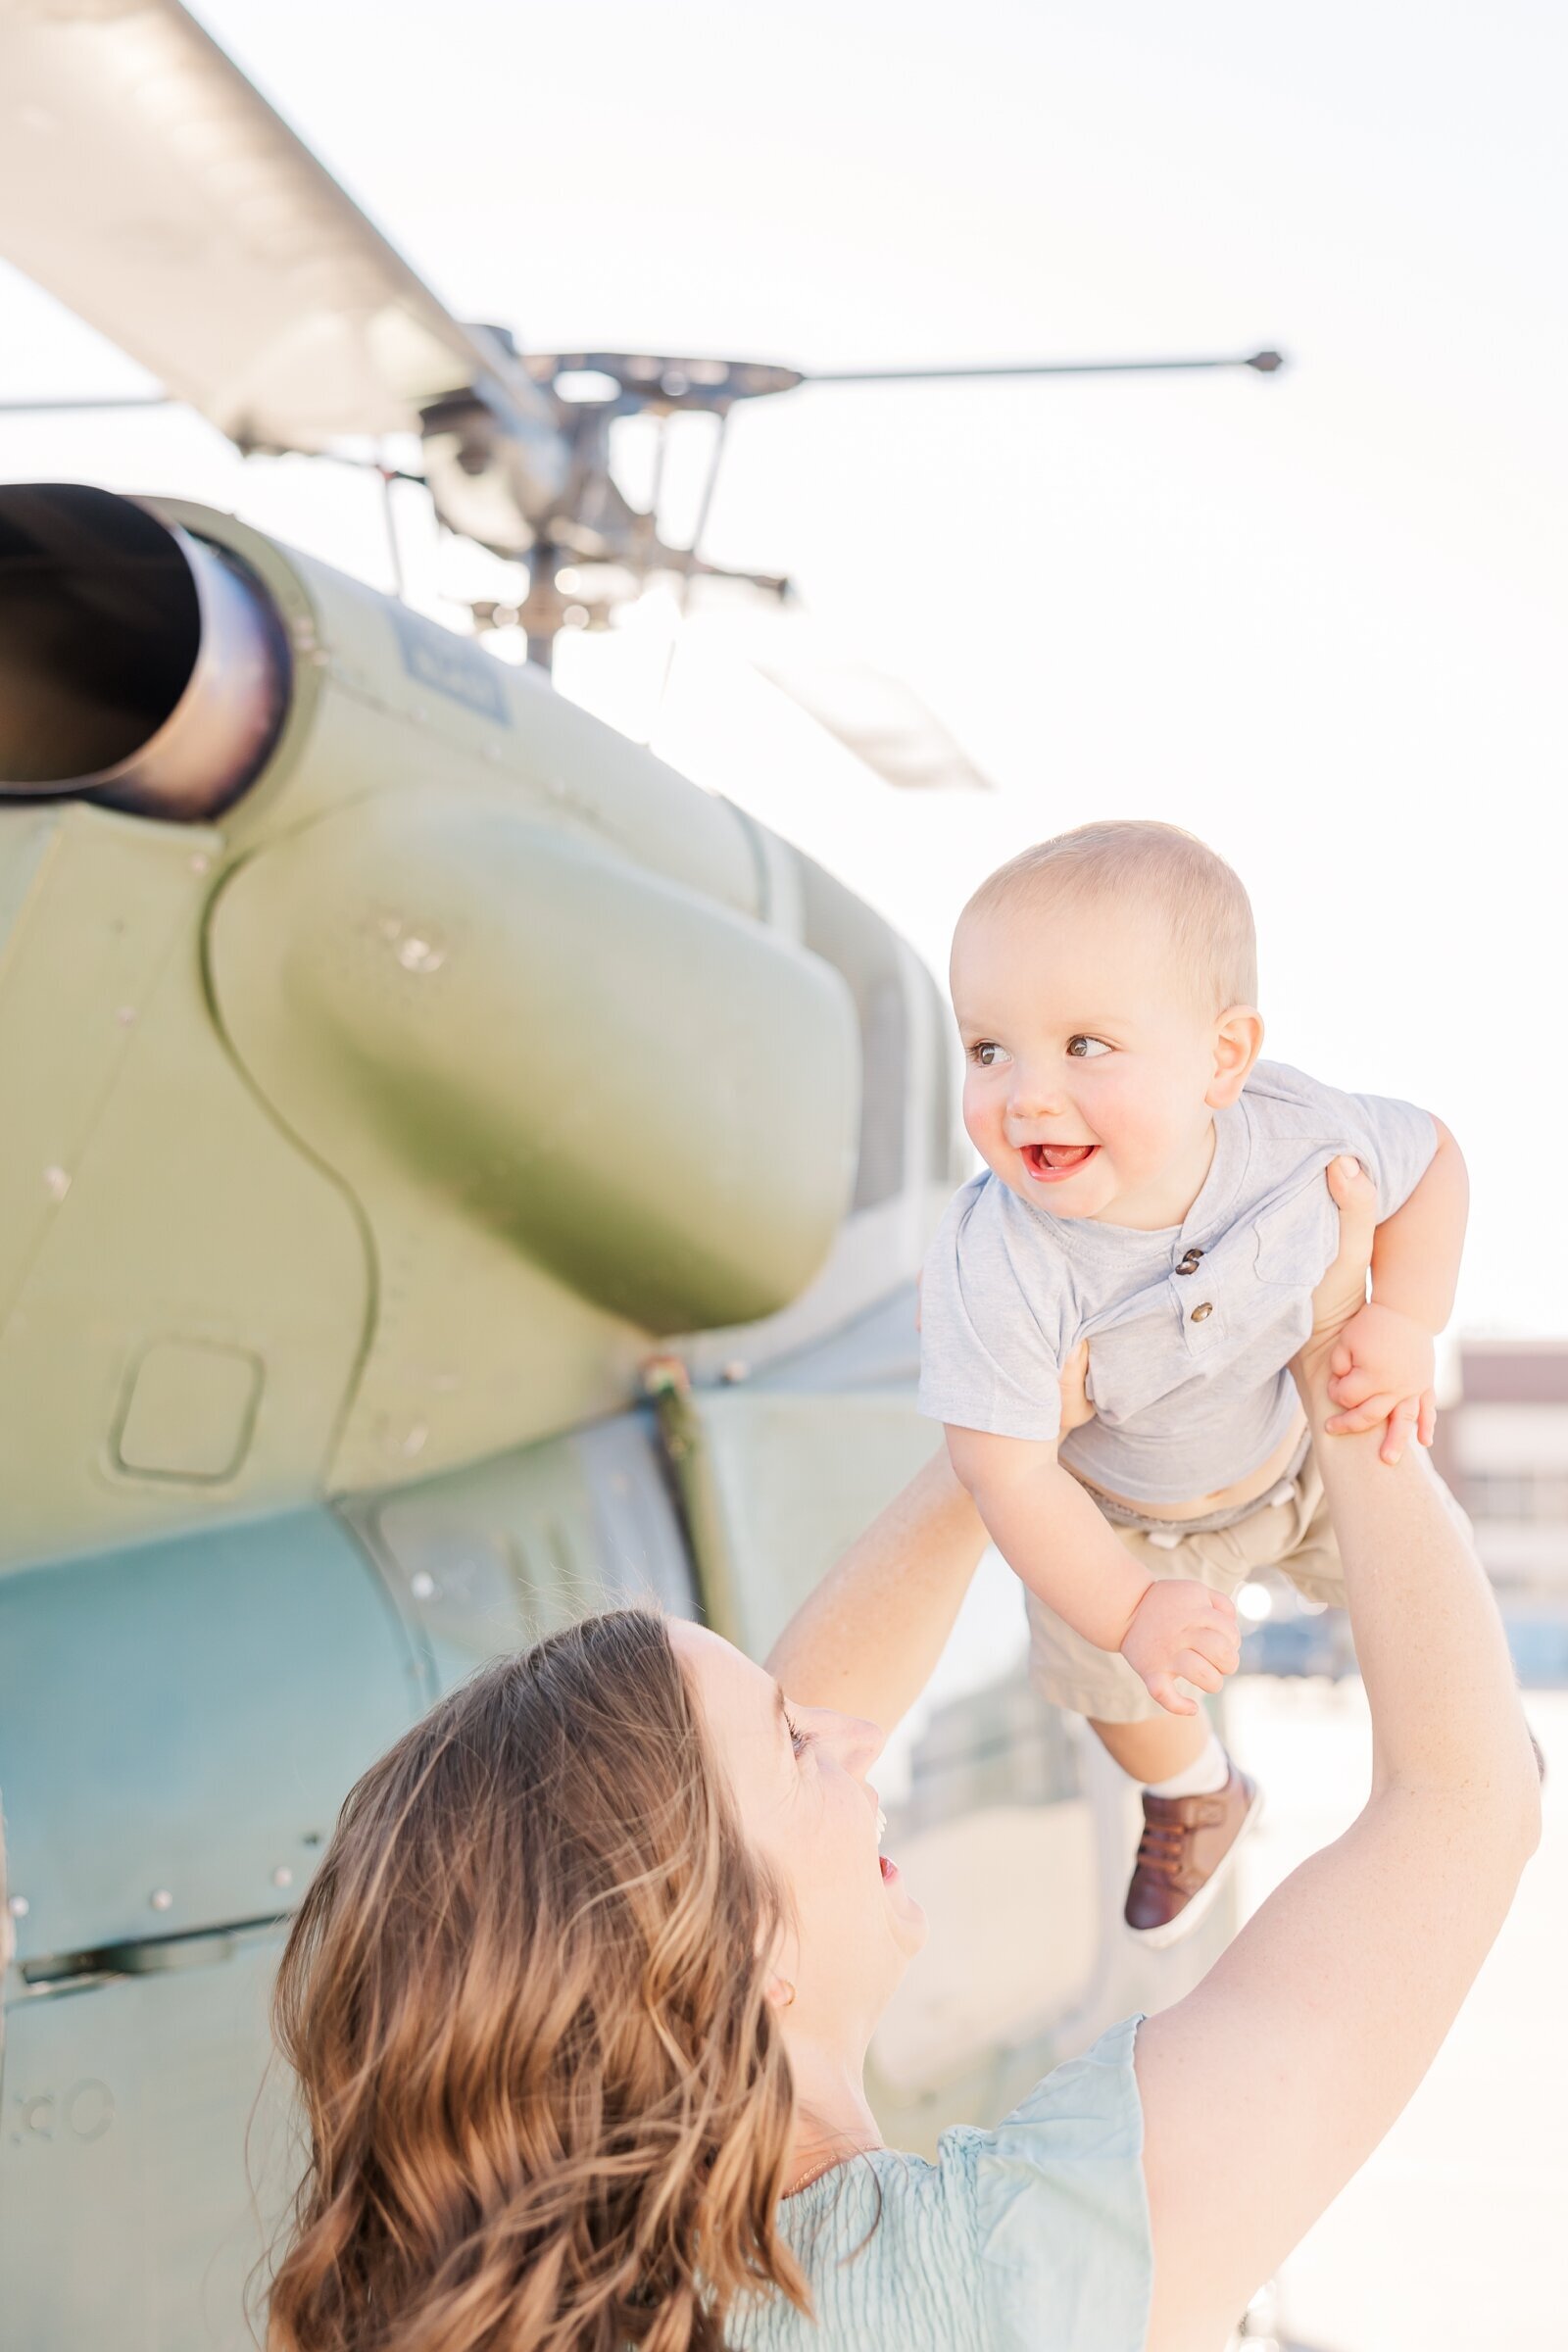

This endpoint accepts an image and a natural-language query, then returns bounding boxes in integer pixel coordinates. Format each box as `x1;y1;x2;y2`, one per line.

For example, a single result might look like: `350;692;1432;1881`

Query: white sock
1146;1730;1230;1800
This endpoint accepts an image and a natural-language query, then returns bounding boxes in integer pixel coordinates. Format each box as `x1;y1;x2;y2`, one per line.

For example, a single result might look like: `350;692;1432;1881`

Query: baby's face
950;892;1227;1230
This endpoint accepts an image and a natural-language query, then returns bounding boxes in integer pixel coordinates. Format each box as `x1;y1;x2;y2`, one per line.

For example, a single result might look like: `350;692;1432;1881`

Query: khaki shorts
1026;1442;1469;1725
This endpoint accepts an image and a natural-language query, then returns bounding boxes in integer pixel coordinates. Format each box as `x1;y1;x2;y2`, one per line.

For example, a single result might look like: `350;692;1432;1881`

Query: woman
266;1160;1540;2351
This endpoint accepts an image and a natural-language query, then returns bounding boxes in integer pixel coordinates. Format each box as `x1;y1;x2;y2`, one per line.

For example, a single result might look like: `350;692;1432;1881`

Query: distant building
1433;1341;1568;1592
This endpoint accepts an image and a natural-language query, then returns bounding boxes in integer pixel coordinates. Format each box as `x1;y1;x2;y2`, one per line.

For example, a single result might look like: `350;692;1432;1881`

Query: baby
919;821;1469;1945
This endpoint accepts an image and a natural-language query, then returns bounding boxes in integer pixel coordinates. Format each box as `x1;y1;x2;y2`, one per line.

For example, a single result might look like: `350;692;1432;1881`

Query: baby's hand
1322;1301;1437;1466
1119;1579;1241;1717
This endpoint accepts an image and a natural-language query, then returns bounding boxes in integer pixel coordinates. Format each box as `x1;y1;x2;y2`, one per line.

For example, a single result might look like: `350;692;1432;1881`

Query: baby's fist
1119;1579;1241;1717
1324;1301;1437;1465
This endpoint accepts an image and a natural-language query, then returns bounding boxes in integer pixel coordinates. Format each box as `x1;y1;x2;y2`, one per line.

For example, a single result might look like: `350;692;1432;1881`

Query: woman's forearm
1138;1347;1540;2349
764;1447;989;1734
1138;1157;1540;2350
1301;1364;1538;1820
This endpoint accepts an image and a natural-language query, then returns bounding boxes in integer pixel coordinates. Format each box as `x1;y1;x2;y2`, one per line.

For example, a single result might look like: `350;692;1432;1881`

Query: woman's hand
1057;1338;1095;1436
1293;1155;1379;1401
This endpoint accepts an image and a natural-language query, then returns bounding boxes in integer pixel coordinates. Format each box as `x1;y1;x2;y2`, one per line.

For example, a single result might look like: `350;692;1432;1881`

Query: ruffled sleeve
745;2016;1152;2352
972;2014;1152;2352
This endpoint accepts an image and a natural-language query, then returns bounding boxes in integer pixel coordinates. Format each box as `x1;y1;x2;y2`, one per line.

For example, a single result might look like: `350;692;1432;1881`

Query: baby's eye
784;1708;813;1757
968;1040;1009;1068
1065;1035;1111;1059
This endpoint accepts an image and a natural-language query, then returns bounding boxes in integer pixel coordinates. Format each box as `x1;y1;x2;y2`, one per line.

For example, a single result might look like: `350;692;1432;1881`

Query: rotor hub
522;354;804;417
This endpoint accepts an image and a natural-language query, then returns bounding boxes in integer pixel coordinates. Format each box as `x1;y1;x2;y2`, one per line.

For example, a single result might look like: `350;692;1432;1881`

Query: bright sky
4;0;1565;1335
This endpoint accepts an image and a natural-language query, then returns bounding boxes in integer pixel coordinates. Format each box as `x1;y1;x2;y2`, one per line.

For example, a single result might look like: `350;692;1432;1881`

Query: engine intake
0;482;288;821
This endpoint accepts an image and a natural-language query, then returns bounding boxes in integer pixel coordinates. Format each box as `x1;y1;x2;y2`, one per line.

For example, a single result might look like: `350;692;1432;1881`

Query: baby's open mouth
1020;1142;1099;1180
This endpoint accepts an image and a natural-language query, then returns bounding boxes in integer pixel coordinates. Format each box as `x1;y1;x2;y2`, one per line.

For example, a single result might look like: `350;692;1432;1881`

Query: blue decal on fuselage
391;607;512;725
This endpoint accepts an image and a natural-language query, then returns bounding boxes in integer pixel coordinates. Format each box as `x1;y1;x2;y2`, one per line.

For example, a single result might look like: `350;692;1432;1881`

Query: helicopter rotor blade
748;637;992;792
804;350;1284;384
0;0;568;542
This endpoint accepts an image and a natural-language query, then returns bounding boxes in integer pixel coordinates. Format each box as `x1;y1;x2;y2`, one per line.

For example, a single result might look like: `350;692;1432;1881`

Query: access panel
0;1508;420;2349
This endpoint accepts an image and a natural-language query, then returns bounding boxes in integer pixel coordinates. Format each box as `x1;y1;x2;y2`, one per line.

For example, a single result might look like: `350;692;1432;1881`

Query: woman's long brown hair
265;1609;808;2351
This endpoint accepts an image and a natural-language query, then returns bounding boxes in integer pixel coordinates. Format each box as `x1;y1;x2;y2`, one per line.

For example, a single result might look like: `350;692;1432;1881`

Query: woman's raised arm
762;1446;990;1734
766;1340;1095;1734
1136;1159;1542;2352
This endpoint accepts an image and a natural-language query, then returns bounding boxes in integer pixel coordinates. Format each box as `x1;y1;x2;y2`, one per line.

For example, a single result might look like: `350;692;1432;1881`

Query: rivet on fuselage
396;935;445;973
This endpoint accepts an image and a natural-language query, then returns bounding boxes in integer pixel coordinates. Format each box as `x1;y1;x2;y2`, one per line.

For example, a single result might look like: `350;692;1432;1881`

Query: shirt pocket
1084;1314;1181;1426
1253;1177;1338;1289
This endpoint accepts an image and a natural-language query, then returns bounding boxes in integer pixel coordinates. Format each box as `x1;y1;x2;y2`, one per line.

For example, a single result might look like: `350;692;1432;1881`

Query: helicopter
0;4;1284;2344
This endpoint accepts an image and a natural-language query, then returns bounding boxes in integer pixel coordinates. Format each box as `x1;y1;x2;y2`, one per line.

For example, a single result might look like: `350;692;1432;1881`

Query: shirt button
1190;1301;1213;1322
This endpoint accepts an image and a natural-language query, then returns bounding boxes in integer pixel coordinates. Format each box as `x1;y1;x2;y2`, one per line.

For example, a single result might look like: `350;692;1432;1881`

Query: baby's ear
1206;1004;1264;1105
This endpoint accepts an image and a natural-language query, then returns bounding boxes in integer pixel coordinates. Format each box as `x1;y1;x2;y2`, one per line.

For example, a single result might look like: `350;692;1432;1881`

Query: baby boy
919;820;1469;1945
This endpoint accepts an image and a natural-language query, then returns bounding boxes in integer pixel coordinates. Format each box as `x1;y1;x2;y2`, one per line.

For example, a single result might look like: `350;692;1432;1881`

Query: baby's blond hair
959;819;1257;1013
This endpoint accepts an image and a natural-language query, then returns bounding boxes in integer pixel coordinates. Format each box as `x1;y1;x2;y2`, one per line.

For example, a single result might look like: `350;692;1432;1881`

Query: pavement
1227;1675;1567;2352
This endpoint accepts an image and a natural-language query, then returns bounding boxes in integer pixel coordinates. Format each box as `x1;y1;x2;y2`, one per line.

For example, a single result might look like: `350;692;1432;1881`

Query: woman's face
670;1622;926;2041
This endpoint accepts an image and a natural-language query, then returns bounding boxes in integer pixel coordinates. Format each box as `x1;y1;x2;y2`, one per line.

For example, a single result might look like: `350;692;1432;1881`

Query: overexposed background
1233;1679;1567;2352
3;0;1565;1337
4;19;1564;2349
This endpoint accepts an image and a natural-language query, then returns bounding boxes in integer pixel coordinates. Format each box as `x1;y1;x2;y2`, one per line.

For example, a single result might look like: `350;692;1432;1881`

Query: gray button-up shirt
918;1061;1437;1503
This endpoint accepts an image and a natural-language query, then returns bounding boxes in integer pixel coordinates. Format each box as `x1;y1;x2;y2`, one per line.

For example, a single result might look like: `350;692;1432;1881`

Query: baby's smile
1019;1141;1101;1184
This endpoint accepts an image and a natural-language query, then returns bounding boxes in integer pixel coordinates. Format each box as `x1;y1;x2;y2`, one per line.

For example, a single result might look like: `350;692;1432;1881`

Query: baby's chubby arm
1324;1121;1469;1465
944;1424;1241;1715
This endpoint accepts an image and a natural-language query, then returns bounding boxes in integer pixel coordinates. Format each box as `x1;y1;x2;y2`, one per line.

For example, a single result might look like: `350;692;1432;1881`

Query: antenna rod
806;350;1284;384
0;393;175;414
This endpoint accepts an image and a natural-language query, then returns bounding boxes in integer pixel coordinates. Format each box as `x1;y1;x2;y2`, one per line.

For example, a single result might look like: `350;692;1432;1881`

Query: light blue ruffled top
728;2015;1151;2352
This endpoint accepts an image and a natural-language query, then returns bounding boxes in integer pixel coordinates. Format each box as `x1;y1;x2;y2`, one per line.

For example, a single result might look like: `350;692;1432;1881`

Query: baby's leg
1024;1517;1250;1740
1090;1712;1212;1785
1027;1522;1261;1945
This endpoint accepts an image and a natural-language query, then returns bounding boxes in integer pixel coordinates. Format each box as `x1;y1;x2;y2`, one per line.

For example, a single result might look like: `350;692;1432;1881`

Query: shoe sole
1124;1783;1265;1952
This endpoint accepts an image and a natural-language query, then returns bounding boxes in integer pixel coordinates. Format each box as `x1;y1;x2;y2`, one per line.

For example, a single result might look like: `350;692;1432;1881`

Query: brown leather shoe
1124;1762;1262;1948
